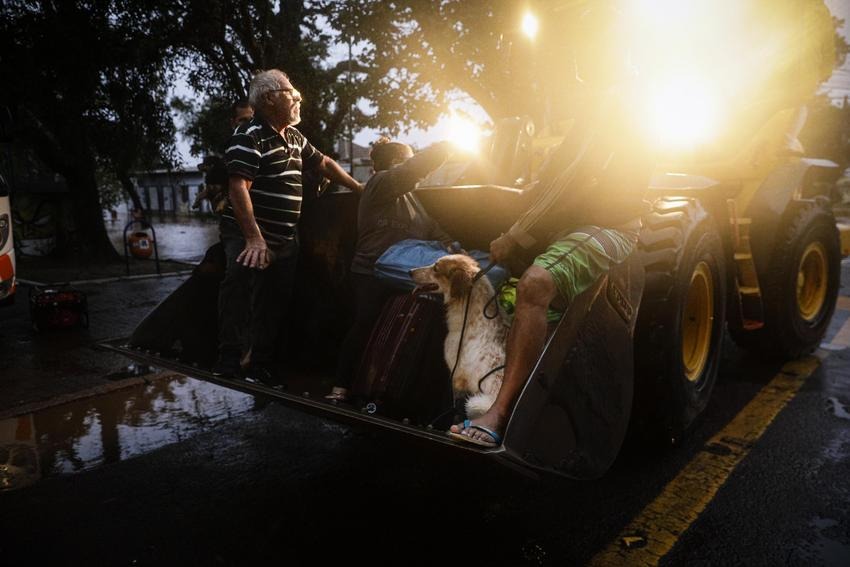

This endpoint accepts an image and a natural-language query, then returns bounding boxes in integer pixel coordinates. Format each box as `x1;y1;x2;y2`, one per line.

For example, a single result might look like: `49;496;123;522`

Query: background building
130;168;206;216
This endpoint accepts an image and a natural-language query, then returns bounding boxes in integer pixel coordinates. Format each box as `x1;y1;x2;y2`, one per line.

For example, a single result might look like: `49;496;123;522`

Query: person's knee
517;266;558;309
220;267;246;291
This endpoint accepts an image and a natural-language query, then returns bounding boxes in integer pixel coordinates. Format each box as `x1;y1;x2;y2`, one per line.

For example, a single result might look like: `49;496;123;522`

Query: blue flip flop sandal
448;419;503;448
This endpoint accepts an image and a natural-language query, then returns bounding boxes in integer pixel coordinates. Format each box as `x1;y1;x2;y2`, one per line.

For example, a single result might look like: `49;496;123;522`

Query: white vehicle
0;173;16;306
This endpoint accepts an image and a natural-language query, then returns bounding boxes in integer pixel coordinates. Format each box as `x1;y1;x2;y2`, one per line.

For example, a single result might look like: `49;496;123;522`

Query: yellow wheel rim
682;262;714;383
797;241;828;322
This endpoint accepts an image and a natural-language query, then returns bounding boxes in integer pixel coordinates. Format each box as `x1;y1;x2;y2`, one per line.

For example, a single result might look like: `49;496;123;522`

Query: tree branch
408;4;503;119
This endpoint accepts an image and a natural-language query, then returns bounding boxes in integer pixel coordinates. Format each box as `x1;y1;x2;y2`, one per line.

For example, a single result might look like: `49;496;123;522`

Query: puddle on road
802;517;850;567
826;397;850;420
0;375;256;492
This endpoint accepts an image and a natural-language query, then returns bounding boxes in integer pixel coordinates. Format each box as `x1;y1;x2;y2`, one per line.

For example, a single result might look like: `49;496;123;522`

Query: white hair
248;69;289;107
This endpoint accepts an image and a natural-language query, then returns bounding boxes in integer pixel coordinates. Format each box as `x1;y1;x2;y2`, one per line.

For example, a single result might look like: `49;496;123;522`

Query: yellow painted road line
836;296;850;312
590;356;821;567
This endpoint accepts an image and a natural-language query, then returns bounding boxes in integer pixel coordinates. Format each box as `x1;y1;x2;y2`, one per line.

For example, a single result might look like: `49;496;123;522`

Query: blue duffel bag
374;239;508;291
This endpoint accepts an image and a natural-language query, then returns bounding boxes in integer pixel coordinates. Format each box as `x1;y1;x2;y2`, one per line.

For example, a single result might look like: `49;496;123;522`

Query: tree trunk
118;171;145;214
17;108;119;261
64;166;120;261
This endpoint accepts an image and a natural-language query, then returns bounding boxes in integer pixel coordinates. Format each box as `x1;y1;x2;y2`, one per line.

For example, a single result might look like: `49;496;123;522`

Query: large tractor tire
632;197;727;443
733;200;840;358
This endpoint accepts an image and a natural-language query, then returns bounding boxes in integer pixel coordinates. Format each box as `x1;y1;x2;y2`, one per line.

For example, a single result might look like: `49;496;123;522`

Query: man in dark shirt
194;99;254;213
214;69;363;382
325;139;452;401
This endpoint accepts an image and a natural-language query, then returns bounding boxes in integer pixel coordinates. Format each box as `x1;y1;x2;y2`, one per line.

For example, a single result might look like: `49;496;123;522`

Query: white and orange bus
0;173;16;306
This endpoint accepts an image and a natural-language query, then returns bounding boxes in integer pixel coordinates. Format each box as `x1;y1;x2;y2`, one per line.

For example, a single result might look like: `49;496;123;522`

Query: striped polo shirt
222;117;324;245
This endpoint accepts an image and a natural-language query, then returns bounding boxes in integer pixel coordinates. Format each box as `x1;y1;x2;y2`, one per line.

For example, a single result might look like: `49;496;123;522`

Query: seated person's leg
500;266;559;408
327;274;397;400
536;226;638;309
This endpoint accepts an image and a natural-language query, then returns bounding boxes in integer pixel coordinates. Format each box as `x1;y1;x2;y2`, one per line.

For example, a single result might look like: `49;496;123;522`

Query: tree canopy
334;0;848;136
173;0;368;156
332;0;529;132
0;1;180;257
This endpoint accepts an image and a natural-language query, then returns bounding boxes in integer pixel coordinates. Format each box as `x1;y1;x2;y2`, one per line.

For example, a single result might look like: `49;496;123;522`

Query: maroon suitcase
352;293;453;425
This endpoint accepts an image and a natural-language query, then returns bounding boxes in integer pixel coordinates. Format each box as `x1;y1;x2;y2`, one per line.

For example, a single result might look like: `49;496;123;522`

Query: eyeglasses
269;88;302;102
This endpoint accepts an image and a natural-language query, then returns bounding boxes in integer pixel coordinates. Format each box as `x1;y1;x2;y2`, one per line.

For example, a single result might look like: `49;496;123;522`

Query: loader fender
746;158;840;275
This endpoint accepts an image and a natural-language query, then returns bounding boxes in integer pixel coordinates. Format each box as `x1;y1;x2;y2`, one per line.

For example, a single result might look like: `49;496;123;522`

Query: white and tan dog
410;254;508;418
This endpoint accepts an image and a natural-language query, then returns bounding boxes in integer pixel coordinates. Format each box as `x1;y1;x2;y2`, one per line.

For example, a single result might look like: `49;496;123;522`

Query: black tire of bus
631;197;727;446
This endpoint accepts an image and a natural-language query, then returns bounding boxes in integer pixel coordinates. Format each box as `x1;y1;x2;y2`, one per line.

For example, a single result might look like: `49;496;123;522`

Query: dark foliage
0;1;180;258
173;0;367;157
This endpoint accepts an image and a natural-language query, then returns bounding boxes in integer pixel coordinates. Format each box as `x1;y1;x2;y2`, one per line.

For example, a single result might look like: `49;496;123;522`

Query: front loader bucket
129;243;224;365
414;185;532;251
499;254;644;479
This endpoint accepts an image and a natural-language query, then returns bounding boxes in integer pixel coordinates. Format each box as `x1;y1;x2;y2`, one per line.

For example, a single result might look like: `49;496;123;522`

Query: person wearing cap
324;138;454;402
194;99;255;213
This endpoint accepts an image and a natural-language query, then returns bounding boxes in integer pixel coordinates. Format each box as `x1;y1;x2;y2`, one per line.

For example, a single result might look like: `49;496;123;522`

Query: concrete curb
18;270;194;287
0;370;180;420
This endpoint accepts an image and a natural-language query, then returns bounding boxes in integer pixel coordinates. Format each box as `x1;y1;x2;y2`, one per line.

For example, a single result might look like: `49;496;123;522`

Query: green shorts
533;225;639;304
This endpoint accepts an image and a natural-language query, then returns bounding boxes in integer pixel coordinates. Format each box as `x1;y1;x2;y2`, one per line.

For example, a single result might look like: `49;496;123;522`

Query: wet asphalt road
0;262;848;565
0;276;186;409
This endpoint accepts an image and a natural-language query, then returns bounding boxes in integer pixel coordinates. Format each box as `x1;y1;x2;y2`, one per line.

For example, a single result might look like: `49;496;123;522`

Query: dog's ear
449;266;472;300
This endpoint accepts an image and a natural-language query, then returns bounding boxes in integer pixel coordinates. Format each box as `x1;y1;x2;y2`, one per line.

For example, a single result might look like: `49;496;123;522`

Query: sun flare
644;75;720;150
448;111;486;154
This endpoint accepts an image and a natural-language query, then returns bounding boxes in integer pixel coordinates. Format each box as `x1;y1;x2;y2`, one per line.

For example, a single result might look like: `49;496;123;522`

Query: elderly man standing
213;69;363;383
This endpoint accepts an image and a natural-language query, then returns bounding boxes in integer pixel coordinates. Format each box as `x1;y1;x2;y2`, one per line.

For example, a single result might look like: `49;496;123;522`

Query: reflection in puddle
826;397;850;420
806;517;850;567
0;376;255;491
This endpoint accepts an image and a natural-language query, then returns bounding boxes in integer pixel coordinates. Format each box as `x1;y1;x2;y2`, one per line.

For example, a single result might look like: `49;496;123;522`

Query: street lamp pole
347;3;354;176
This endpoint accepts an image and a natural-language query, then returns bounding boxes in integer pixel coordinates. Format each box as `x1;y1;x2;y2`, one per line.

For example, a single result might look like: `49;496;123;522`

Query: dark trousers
334;273;398;388
218;231;298;367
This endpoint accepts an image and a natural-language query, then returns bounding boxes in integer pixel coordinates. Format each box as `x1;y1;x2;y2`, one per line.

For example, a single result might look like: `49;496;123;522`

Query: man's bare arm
316;155;364;193
228;175;269;269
